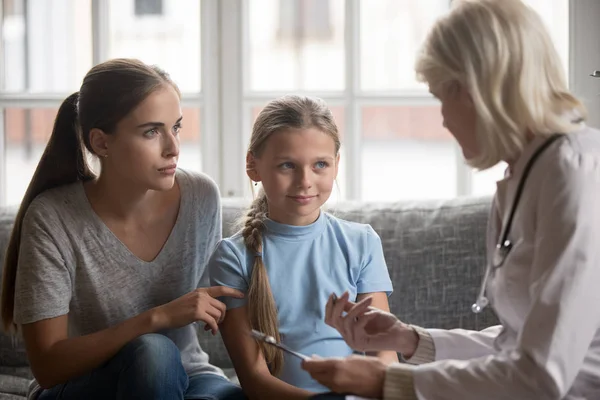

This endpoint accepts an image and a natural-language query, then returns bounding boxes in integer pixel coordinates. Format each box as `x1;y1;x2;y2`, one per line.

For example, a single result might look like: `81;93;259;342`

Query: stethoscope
472;133;565;313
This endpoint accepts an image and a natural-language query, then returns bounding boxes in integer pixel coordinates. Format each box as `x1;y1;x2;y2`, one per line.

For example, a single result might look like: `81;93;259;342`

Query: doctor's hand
326;292;419;357
302;355;386;399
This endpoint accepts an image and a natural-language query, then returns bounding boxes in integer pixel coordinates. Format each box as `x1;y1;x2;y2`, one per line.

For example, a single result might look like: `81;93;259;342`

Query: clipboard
250;329;309;361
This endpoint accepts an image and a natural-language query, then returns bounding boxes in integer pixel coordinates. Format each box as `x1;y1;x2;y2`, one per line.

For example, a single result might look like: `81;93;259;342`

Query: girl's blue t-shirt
208;211;393;392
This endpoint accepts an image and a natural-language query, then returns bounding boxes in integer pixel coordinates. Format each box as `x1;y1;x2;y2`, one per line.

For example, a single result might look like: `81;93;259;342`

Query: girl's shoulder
322;212;380;244
323;211;375;232
214;231;249;259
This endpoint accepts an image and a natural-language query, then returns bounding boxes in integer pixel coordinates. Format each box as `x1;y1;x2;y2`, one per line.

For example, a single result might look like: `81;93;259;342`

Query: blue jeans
37;334;246;400
310;394;348;400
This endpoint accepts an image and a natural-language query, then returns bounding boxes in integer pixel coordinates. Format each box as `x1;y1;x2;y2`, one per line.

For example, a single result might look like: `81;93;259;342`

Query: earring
254;182;258;187
102;153;108;158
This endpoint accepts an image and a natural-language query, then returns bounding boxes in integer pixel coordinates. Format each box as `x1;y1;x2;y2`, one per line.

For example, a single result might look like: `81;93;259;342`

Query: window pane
360;0;448;92
108;0;202;93
524;0;569;77
4;108;55;205
2;0;92;93
361;105;456;201
249;104;346;201
178;107;203;172
4;107;202;206
471;163;506;197
247;0;345;91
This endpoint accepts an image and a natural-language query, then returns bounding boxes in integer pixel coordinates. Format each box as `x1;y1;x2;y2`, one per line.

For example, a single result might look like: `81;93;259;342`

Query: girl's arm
220;306;313;400
357;292;399;364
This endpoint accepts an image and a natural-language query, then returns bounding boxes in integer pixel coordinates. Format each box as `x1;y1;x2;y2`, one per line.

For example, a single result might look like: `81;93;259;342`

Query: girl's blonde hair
415;0;586;169
242;95;340;375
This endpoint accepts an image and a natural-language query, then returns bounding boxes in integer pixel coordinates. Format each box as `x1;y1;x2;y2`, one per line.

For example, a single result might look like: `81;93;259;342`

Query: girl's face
247;127;339;226
93;85;183;191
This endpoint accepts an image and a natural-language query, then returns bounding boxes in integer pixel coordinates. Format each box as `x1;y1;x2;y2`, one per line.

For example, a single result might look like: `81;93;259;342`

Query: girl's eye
279;162;294;170
315;161;328;169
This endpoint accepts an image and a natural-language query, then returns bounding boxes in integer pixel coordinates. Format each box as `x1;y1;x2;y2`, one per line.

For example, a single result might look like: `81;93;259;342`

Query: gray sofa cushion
0;208;28;371
0;374;29;398
0;394;27;400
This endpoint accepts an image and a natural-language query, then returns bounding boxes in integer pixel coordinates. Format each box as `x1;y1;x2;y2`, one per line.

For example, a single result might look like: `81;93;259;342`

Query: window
108;0;202;92
3;107;56;206
0;0;580;206
0;0;206;206
247;0;345;92
357;0;455;201
2;0;93;93
277;0;333;42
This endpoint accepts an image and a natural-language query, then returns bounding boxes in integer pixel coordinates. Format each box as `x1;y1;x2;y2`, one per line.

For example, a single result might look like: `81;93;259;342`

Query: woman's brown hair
1;58;179;331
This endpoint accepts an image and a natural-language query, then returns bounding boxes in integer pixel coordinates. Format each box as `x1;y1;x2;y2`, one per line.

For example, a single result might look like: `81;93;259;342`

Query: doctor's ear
455;83;474;108
246;152;261;182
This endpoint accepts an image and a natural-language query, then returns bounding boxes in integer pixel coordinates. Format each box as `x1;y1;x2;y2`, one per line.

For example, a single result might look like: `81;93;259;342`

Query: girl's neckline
263;211;326;240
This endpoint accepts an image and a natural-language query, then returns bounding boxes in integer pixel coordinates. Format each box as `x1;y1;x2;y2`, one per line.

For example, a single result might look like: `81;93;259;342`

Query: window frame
0;0;595;205
230;0;463;200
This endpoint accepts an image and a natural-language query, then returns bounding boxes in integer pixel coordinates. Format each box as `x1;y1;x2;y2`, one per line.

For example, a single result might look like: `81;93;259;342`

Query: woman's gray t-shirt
13;168;224;379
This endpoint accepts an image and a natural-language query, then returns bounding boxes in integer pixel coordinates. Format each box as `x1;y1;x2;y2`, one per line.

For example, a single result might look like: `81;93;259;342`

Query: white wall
570;0;600;128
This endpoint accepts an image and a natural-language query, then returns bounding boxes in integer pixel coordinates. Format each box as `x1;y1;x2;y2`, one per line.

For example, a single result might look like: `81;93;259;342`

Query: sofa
0;196;498;399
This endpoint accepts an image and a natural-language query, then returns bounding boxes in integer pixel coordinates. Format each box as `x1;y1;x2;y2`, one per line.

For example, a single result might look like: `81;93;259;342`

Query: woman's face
94;84;183;191
431;82;479;161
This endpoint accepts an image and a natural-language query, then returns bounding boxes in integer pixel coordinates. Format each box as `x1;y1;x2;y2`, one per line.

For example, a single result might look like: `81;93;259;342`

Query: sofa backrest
0;207;29;369
220;197;498;330
0;197;498;369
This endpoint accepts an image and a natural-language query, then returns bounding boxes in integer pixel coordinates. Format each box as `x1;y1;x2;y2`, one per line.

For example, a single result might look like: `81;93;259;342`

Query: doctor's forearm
401;325;435;364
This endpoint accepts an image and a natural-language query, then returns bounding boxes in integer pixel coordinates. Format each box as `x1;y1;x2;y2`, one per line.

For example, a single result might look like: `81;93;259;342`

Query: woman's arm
356;292;398;364
220;306;313;400
22;286;242;389
22;311;154;389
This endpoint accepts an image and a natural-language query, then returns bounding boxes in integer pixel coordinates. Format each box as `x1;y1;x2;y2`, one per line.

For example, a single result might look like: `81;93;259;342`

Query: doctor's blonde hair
415;0;586;170
241;95;340;376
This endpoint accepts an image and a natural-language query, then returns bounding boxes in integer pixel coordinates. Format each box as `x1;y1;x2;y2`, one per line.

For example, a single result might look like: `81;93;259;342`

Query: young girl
1;58;245;400
209;95;397;399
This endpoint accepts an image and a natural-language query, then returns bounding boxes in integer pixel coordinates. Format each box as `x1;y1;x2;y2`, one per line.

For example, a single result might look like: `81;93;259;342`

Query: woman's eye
173;124;182;135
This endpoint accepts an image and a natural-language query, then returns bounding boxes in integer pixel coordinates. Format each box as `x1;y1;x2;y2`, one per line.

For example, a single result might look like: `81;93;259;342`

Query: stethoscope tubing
472;134;565;313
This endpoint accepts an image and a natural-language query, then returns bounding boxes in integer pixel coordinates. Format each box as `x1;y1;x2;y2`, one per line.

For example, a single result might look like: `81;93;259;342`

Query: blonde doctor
302;0;600;399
